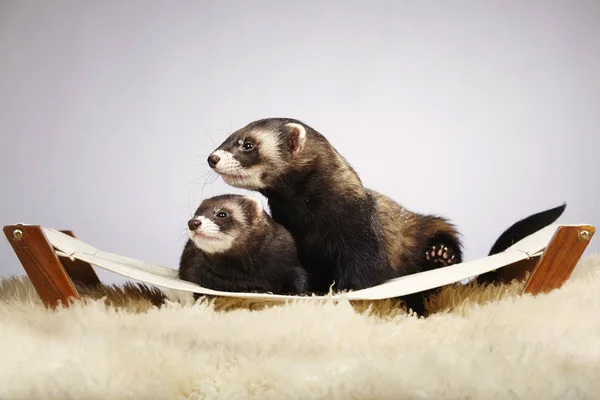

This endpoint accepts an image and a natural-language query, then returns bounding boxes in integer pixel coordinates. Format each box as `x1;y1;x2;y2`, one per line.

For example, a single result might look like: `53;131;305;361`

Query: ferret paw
424;245;457;267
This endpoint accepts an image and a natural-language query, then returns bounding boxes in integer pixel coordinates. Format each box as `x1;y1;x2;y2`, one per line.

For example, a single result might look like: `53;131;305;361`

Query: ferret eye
216;211;228;218
242;142;254;150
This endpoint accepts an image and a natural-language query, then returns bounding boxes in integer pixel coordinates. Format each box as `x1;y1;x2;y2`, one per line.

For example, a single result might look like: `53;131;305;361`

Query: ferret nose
207;154;220;169
188;218;201;231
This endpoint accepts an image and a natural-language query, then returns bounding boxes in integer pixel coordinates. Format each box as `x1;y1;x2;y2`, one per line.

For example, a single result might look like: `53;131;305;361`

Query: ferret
178;193;309;296
206;118;463;307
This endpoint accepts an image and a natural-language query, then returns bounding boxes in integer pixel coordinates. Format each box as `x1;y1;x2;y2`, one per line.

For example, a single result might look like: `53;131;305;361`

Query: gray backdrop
1;0;598;285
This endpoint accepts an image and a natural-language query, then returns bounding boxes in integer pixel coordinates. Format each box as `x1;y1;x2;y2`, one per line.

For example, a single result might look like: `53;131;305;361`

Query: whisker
202;127;217;147
240;245;255;270
231;246;249;270
221;231;256;271
187;183;194;216
188;162;211;169
207;174;220;184
176;232;189;244
185;170;215;186
200;171;218;199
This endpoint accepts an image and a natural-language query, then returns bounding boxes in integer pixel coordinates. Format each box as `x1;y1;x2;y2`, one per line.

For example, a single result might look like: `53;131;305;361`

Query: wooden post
3;224;80;308
523;225;595;295
58;230;101;287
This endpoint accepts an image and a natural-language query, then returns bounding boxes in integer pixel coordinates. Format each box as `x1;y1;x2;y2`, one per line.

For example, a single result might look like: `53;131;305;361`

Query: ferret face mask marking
187;195;263;254
187;208;236;254
207;120;307;190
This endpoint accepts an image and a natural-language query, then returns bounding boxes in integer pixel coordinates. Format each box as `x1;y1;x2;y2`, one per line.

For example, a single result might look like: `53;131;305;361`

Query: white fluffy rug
2;254;600;399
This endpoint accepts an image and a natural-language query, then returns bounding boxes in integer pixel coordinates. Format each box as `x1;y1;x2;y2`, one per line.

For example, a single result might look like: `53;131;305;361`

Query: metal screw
578;230;591;241
12;229;23;241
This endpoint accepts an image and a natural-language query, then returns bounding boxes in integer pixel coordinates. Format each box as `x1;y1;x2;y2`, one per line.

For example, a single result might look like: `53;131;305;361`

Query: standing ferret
178;193;309;296
205;118;463;300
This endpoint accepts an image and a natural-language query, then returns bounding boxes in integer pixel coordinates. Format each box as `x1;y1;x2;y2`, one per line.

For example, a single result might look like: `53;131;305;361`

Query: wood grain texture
524;225;596;295
58;230;102;287
3;224;80;308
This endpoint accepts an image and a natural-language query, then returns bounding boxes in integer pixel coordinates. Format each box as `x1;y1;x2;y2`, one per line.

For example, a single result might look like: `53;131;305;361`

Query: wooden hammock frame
2;223;596;309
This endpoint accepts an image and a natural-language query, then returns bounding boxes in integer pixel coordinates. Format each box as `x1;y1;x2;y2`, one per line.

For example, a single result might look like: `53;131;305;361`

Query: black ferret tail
475;202;566;286
488;202;567;256
405;203;566;316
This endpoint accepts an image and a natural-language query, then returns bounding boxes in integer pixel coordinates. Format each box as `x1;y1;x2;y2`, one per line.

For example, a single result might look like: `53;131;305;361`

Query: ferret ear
244;196;264;217
285;123;307;156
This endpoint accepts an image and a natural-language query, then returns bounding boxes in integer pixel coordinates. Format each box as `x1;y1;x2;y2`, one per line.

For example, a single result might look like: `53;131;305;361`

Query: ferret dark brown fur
206;118;463;310
178;193;309;297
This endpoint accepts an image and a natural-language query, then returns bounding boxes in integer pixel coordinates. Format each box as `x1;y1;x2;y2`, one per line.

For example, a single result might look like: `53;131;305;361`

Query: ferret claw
426;244;458;267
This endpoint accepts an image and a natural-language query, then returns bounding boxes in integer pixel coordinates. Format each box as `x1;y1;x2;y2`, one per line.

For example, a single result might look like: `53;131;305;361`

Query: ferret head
187;194;265;254
206;118;310;190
